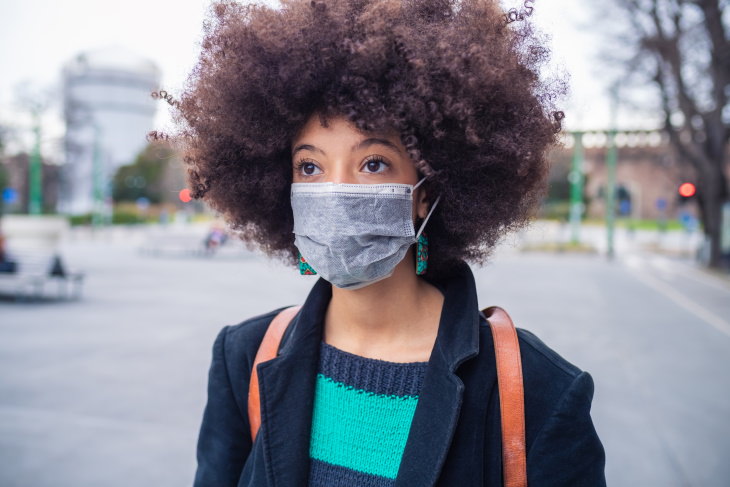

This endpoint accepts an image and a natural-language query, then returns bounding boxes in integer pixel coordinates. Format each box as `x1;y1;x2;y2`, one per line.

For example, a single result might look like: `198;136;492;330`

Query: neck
323;249;444;362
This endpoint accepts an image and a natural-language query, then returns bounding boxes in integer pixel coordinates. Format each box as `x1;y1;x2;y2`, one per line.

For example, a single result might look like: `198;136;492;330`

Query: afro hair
169;0;566;277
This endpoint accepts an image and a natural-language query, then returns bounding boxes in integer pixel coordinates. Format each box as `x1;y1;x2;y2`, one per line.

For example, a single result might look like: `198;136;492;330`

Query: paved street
1;225;729;486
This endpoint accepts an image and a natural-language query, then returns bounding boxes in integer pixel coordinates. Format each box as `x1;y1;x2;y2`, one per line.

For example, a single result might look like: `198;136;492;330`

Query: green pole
606;86;619;260
28;112;43;215
569;131;585;244
92;123;103;228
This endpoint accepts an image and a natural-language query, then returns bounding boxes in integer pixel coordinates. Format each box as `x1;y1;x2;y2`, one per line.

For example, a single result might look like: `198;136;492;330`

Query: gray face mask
291;179;440;290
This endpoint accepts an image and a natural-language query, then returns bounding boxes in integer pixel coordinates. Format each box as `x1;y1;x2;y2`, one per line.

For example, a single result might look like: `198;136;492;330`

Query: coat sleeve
193;325;252;487
525;371;606;486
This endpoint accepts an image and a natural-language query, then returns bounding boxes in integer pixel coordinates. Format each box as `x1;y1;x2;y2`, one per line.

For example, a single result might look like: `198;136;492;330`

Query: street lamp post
28;110;43;215
569;131;585;244
605;84;619;260
91;121;105;228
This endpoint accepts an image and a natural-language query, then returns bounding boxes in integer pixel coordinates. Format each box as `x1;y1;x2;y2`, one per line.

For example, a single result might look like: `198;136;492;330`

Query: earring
298;252;317;275
416;232;428;276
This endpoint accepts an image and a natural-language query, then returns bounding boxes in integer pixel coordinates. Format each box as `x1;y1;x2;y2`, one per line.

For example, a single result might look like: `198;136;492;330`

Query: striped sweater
308;341;429;487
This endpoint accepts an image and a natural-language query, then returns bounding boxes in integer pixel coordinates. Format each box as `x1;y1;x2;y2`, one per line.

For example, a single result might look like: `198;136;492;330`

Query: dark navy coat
193;262;606;486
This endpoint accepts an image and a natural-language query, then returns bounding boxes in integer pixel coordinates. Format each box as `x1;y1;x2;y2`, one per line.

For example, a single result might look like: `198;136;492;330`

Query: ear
416;187;429;220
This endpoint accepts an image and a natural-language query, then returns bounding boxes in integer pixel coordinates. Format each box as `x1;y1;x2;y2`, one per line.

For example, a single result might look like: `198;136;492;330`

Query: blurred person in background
0;233;18;273
170;0;606;485
203;221;229;255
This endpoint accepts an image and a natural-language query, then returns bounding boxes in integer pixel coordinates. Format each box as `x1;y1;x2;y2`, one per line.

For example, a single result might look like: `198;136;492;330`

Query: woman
174;0;606;485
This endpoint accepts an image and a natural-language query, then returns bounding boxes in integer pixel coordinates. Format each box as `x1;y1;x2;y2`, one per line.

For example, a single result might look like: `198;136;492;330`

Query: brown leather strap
483;306;527;487
248;305;301;442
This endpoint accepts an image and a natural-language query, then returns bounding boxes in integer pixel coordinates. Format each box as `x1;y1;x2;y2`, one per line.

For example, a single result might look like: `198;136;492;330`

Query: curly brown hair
170;0;566;277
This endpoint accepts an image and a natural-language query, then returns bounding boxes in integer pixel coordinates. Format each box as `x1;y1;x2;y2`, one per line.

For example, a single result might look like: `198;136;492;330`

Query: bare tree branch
605;0;729;268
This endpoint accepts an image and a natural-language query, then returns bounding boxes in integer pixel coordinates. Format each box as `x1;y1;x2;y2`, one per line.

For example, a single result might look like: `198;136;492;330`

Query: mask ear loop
415;195;441;240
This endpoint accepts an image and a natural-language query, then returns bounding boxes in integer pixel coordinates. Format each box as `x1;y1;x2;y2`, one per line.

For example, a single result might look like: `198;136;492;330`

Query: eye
296;160;322;176
362;156;389;174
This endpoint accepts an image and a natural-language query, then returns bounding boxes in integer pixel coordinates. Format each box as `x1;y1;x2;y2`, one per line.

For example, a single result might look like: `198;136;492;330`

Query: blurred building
549;131;707;221
59;46;161;216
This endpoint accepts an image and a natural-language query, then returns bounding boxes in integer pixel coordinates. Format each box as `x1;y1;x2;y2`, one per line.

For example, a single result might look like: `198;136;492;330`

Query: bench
0;249;85;302
0;215;85;302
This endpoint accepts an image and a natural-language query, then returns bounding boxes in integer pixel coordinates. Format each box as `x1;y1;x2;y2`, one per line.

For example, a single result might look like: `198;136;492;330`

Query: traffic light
677;182;697;205
179;188;192;203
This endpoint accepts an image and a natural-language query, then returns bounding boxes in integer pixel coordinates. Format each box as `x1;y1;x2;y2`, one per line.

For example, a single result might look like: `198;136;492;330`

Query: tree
607;0;729;268
112;142;173;204
0;124;8;156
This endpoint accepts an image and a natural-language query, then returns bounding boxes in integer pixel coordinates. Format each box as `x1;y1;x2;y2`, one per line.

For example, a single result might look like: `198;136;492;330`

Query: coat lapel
395;263;482;487
256;278;331;487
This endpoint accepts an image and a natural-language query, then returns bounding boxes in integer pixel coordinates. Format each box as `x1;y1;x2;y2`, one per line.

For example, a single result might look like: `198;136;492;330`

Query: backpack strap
247;304;527;487
247;305;301;442
482;306;527;487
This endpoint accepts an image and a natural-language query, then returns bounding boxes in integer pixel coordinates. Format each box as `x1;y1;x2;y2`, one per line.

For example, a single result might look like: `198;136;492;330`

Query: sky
0;0;658;158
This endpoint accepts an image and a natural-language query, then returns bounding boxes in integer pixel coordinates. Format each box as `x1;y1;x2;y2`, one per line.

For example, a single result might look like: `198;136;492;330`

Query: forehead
291;113;401;149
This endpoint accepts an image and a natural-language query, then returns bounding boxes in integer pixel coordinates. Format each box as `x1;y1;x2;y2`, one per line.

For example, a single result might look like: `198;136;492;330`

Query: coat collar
256;261;482;487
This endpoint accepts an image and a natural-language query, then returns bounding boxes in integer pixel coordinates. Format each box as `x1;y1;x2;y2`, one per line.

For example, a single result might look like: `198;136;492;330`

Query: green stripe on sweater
309;374;419;479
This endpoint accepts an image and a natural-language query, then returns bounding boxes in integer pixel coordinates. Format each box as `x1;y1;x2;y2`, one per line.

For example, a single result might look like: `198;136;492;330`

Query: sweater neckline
319;340;429;367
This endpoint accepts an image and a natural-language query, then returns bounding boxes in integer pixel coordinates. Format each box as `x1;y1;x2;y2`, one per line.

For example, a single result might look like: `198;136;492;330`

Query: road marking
648;255;730;293
628;267;730;339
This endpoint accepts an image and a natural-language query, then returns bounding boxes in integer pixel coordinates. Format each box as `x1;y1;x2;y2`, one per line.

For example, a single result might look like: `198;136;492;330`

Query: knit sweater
308;341;429;487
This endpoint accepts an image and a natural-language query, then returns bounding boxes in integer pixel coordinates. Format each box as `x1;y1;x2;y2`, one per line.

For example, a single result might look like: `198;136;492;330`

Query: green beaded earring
416;232;428;275
298;252;317;275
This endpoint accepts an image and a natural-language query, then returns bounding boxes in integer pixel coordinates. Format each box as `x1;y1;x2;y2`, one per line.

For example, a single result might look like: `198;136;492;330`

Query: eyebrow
291;144;326;157
291;137;403;158
352;137;403;154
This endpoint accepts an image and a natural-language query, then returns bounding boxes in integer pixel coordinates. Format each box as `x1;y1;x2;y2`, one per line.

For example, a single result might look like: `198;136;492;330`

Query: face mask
291;178;440;290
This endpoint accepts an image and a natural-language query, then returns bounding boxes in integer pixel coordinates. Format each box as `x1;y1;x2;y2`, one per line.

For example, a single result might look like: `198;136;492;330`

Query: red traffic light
679;183;696;198
179;188;192;203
